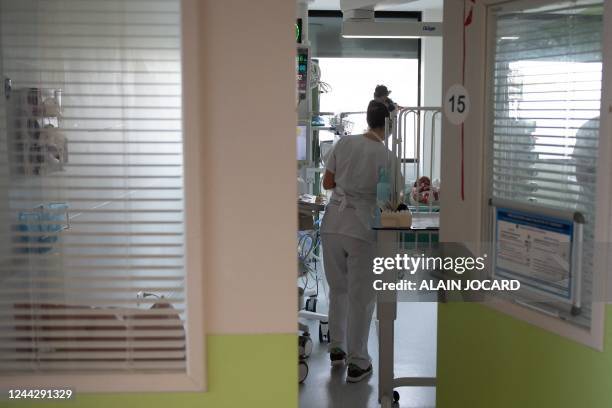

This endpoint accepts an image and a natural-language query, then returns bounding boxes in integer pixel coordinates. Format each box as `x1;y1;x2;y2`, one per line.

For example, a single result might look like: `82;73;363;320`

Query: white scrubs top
321;134;397;243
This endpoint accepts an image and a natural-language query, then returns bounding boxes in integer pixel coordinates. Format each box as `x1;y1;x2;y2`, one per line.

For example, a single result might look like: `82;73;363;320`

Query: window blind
490;1;603;326
0;0;187;372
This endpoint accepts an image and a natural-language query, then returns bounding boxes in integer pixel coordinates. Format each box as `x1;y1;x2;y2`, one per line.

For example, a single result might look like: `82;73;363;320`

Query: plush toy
411;176;440;204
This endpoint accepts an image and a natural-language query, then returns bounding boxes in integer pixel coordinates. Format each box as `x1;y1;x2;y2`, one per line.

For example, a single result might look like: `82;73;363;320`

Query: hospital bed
325;108;442;215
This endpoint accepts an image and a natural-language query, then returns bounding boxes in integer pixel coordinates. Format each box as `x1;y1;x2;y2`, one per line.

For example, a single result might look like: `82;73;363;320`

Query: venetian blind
0;0;187;372
490;1;603;326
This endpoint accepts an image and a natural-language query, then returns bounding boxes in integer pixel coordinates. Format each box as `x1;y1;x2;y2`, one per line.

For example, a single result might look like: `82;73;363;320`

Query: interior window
489;1;604;327
0;0;189;377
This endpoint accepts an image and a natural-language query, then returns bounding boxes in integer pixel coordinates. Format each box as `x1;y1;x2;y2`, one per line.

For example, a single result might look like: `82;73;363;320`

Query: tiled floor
299;279;438;408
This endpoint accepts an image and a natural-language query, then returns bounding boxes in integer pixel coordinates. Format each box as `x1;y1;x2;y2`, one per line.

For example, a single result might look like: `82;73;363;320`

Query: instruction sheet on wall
494;208;574;300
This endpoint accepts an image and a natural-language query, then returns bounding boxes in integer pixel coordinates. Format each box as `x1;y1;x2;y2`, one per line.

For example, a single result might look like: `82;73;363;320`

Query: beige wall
439;0;487;244
197;0;297;334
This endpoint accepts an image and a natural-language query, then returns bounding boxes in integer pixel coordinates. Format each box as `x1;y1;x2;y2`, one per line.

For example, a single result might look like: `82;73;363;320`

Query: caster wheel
305;297;317;312
393;390;400;402
319;321;330;343
299;360;309;383
298;335;313;359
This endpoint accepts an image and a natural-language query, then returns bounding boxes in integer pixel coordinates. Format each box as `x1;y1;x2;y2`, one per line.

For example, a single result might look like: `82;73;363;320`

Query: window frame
480;0;611;350
0;0;206;392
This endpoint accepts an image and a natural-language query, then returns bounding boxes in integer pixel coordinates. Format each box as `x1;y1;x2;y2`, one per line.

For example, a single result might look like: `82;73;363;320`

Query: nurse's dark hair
367;100;390;129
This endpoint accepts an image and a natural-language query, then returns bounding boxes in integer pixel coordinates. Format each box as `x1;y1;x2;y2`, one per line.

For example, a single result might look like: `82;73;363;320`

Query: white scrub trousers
321;232;376;370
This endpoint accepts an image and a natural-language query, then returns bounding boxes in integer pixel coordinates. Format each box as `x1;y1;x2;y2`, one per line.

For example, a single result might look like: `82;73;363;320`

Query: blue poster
495;207;574;300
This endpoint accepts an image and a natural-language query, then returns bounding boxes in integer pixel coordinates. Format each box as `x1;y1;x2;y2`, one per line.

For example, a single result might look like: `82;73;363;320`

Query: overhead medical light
341;8;443;40
342;20;443;38
339;5;443;39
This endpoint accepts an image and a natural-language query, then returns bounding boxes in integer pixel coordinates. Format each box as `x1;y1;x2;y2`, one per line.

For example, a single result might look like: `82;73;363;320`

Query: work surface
373;212;440;231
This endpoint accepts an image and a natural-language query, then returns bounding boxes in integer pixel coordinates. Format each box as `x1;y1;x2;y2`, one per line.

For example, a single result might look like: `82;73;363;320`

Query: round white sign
444;84;470;125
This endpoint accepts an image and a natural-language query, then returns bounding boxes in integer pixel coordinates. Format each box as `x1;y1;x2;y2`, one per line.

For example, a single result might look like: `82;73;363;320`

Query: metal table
373;212;439;407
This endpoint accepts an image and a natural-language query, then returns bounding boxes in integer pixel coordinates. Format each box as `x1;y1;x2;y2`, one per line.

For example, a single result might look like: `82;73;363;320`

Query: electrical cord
318;81;332;94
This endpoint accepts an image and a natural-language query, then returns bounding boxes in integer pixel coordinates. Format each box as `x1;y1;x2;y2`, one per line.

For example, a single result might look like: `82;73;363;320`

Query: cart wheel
305;297;317;312
299;334;313;359
393;390;400;402
319;321;330;343
299;360;309;384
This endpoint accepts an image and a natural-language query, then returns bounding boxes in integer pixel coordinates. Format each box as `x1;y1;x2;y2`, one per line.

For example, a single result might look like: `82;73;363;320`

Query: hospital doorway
297;10;439;407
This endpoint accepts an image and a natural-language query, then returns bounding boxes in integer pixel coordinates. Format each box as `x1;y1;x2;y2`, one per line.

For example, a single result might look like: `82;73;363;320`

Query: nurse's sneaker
329;348;346;366
346;363;373;383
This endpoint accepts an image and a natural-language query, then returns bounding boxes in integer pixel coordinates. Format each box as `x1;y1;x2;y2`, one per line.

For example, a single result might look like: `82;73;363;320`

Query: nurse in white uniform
320;101;398;383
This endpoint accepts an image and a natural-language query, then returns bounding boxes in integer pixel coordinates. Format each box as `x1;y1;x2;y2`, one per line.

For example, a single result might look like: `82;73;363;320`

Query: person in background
320;101;397;383
574;117;599;186
373;84;399;114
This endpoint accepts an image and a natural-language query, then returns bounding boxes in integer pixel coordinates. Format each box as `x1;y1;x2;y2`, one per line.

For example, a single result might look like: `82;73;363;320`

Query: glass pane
318;57;419;153
490;1;604;327
0;0;186;373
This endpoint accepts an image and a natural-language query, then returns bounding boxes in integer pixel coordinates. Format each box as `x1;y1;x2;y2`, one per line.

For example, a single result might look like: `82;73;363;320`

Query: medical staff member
320;101;396;383
373;84;399;114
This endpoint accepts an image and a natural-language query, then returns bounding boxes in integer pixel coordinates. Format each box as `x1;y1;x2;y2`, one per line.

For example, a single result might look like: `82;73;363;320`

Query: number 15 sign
444;84;471;125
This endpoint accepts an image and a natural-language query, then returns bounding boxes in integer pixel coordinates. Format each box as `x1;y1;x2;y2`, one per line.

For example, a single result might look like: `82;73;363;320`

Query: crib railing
385;107;442;214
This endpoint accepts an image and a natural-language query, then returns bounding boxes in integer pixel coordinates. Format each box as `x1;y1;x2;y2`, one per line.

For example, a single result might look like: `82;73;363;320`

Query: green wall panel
0;334;297;408
437;303;612;408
